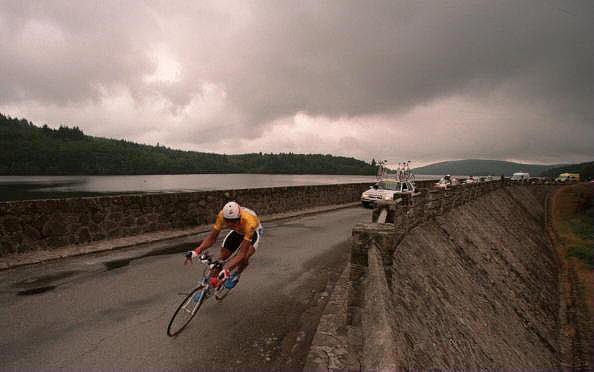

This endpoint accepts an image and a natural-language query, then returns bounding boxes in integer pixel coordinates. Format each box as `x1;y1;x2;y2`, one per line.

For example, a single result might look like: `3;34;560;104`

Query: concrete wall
350;182;561;368
0;182;372;256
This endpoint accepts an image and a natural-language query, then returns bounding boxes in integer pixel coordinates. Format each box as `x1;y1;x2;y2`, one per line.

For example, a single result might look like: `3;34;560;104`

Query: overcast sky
1;1;592;167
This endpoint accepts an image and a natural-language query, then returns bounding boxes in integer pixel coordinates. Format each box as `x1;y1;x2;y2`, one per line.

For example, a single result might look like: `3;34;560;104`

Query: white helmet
222;201;241;219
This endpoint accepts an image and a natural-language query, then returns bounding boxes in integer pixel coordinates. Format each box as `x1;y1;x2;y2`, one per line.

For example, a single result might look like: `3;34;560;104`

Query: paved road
0;207;369;369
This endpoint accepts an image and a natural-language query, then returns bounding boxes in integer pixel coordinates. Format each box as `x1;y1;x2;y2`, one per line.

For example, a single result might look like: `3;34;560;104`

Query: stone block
46;199;58;209
68;223;81;234
104;220;118;231
0;239;17;255
122;215;135;226
107;212;123;222
92;233;106;241
88;223;101;233
2;215;21;233
91;212;105;224
78;228;91;243
107;228;123;239
23;225;41;240
78;213;90;225
47;236;67;248
156;223;170;230
42;219;67;237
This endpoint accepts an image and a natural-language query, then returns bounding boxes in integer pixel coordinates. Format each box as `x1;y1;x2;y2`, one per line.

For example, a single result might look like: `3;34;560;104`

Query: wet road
0;207;368;369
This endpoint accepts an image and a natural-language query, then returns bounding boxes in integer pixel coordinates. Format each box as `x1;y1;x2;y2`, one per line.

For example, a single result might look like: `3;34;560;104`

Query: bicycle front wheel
167;286;206;337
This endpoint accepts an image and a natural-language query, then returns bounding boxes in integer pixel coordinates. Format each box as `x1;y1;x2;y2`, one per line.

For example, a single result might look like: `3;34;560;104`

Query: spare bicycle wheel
167;286;206;337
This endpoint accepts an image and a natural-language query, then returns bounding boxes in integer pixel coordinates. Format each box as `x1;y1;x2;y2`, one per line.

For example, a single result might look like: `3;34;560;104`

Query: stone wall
0;182;372;256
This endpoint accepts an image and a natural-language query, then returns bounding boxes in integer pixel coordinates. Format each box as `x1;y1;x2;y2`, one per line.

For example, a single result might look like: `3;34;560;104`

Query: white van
511;172;530;181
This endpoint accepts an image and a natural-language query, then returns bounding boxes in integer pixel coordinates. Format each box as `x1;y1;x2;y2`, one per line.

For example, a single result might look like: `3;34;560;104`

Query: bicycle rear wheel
167;286;206;337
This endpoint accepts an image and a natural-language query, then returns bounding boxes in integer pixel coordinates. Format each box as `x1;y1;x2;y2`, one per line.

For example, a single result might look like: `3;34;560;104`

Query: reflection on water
0;174;439;201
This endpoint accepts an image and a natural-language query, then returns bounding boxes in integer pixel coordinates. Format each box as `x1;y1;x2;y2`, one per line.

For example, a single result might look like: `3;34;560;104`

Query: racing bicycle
166;252;234;337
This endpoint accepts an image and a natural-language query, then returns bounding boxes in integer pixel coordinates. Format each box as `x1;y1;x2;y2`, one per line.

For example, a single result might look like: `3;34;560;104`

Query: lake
0;174;440;201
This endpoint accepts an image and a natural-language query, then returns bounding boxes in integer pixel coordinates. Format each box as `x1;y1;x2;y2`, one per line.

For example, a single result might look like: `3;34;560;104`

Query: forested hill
412;159;562;176
0;114;375;175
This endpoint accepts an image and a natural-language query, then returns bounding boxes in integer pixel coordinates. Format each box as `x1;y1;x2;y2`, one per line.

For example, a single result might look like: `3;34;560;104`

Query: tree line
0;113;376;175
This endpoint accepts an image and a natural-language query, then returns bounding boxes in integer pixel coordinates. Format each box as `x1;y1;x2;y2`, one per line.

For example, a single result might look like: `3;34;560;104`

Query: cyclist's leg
235;227;261;274
236;244;255;274
220;231;242;262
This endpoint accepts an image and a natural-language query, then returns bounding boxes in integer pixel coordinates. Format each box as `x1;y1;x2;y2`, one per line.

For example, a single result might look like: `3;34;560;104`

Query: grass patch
567;244;593;266
552;183;594;366
553;184;594;268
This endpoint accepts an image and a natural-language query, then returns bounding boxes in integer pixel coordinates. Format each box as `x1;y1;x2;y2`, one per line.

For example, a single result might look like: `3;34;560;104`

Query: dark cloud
0;0;592;163
178;1;592;122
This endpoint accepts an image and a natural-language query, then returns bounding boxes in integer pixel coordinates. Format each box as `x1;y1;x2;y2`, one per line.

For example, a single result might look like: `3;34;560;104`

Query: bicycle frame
167;247;242;336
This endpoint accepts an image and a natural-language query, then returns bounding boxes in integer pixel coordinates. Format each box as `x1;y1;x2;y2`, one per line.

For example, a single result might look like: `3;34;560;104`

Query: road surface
0;207;368;369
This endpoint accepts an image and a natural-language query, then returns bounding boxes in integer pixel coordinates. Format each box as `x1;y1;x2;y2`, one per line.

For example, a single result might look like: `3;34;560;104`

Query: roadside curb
0;202;360;270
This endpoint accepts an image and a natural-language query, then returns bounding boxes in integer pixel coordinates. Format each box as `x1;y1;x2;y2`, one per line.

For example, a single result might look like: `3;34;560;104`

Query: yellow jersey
213;207;261;241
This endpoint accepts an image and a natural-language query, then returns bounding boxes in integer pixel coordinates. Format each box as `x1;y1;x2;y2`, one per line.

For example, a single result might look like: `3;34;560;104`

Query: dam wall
345;182;561;369
0;182;378;256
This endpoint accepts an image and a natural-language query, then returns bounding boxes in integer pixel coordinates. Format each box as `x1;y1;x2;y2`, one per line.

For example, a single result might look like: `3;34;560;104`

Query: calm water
0;174;439;201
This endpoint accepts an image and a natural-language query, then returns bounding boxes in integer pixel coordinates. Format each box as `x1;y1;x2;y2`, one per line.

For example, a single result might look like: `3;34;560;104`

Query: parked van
511;172;530;181
555;173;580;183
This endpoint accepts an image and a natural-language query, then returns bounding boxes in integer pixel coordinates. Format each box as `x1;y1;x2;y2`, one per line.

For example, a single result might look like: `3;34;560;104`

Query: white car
361;179;416;208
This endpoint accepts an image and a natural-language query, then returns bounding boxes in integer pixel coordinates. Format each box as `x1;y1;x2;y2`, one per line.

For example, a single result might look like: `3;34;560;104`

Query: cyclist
185;201;262;289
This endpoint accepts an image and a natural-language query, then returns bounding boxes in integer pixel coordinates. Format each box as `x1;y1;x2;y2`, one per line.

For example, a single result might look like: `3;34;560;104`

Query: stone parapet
0;182;372;256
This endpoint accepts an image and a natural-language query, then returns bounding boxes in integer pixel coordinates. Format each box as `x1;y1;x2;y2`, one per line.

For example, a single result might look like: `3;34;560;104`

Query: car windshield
376;181;401;191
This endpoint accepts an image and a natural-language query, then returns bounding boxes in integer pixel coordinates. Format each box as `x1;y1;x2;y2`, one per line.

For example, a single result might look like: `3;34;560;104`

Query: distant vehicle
361;179;416;208
556;173;580;183
433;175;461;189
464;176;476;184
511;172;530;181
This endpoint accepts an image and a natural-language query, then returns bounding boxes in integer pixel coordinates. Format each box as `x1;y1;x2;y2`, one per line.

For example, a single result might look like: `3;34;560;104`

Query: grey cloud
0;0;592;163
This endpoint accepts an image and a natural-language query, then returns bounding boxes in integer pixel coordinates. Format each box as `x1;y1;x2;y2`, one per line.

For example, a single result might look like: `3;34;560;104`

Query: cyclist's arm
194;211;226;255
194;228;220;255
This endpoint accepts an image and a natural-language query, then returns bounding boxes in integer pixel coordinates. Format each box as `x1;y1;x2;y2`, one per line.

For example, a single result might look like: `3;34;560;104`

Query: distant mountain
413;159;564;177
541;161;594;181
0;113;376;175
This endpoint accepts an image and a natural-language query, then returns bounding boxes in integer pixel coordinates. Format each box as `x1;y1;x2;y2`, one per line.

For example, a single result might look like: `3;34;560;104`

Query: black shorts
222;228;261;253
